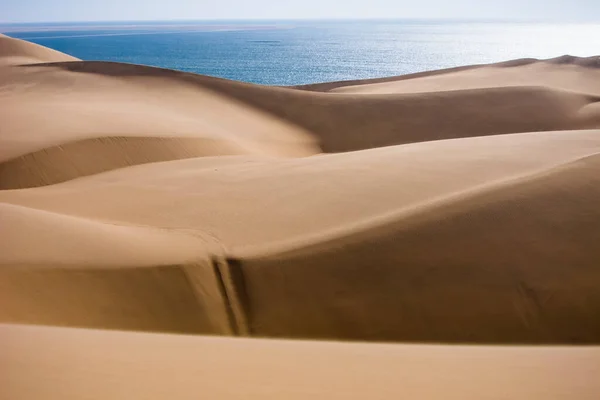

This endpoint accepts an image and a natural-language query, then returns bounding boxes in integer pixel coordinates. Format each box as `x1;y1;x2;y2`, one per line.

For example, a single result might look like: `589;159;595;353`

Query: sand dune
1;59;599;187
2;130;600;342
298;56;600;95
237;151;600;342
2;130;599;250
2;34;600;351
0;33;78;66
3;324;600;400
0;202;212;267
0;57;318;189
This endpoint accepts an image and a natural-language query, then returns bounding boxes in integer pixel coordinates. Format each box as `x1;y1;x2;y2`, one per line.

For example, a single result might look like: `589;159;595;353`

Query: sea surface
2;20;600;85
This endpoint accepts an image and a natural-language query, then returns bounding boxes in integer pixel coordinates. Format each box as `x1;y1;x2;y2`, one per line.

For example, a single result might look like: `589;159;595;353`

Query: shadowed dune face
236;154;600;342
2;35;600;345
0;265;230;334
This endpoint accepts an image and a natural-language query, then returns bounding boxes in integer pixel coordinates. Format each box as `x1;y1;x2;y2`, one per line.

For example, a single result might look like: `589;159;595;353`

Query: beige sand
2;57;599;188
1;31;600;394
0;33;79;66
297;56;600;95
3;323;600;400
0;60;318;189
3;129;600;341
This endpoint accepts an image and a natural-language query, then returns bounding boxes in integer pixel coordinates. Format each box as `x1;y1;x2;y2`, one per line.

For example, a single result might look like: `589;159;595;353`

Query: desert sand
1;34;600;398
3;323;600;400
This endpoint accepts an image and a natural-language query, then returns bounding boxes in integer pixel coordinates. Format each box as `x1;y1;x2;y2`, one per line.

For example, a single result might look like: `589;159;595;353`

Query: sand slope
237;151;600;342
2;130;600;342
39;61;600;152
1;35;600;347
3;324;600;400
0;33;78;66
2;54;599;188
298;56;600;95
0;61;318;189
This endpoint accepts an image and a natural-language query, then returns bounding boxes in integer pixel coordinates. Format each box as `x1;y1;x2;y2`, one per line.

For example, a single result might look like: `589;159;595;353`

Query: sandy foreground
2;323;600;400
1;33;600;398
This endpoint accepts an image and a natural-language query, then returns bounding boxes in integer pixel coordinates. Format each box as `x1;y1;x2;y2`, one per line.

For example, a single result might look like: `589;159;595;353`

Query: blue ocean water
2;20;600;85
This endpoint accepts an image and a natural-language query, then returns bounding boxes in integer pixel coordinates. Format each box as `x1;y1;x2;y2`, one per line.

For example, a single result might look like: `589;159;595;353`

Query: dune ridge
0;136;308;190
296;55;600;93
0;202;216;268
0;33;78;66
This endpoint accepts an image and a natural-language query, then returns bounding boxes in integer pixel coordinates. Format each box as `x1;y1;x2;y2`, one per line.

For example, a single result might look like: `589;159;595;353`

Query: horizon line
2;17;600;25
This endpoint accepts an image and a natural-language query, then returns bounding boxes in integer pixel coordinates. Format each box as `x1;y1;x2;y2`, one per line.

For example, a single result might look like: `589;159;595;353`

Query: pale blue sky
2;0;600;23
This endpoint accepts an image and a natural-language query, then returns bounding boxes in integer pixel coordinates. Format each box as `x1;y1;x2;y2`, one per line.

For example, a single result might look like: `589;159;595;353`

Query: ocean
2;20;599;85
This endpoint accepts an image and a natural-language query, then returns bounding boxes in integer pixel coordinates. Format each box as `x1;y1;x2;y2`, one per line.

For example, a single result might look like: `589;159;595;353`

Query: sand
0;33;78;66
3;323;600;400
2;33;600;397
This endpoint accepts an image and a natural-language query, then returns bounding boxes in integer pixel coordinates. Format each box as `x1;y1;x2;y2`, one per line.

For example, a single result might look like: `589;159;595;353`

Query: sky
2;0;600;23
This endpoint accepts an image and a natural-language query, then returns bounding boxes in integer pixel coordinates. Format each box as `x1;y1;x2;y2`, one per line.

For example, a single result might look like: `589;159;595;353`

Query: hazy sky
2;0;600;23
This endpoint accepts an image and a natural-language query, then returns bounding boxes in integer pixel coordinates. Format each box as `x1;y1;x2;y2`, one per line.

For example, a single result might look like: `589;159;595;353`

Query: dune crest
297;56;600;95
0;33;78;65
